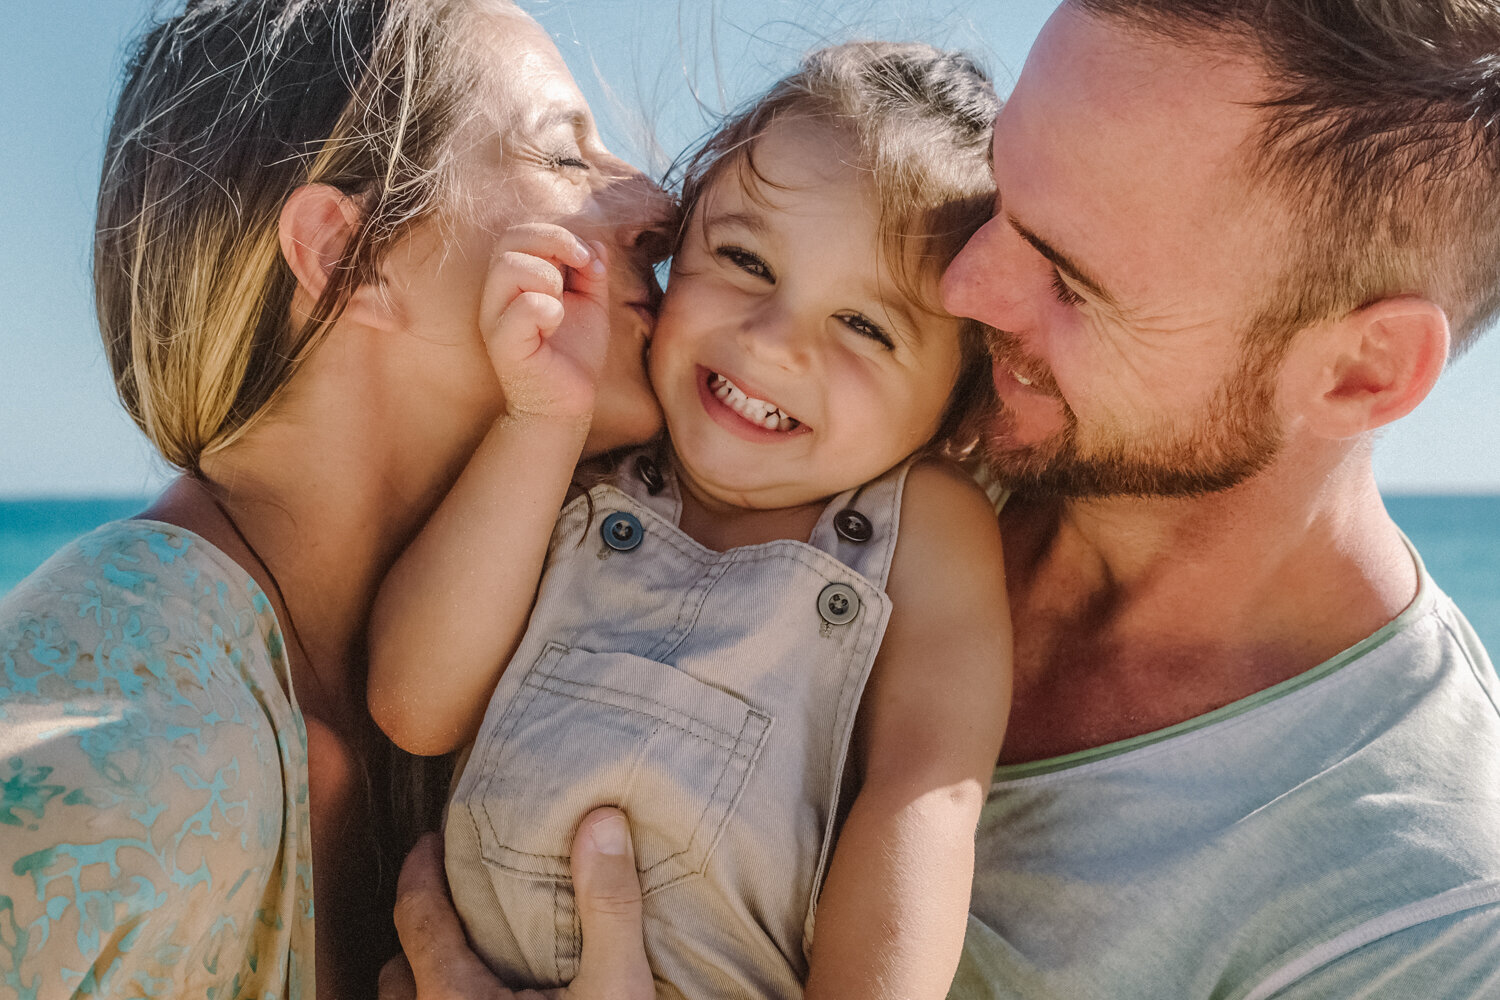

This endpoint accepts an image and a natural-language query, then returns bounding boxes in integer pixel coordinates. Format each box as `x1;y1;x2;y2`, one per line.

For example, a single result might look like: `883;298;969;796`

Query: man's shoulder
964;585;1500;998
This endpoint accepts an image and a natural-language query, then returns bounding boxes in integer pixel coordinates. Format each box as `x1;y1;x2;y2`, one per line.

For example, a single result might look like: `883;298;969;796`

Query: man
937;1;1500;995
387;2;1500;996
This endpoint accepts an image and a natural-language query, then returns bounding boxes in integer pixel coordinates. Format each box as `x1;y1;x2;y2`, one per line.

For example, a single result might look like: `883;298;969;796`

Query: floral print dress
0;520;314;999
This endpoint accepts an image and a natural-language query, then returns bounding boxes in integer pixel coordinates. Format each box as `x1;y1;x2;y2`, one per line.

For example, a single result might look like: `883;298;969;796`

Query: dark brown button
833;508;873;543
635;455;665;495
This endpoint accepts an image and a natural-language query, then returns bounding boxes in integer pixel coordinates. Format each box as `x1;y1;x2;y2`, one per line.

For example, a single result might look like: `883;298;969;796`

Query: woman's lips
627;301;656;329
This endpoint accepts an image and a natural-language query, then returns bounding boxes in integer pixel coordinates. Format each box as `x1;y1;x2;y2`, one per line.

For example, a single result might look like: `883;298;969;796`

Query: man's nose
941;215;1009;324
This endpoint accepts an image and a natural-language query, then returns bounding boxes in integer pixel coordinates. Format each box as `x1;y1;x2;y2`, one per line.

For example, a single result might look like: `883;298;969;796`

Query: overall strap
806;457;916;592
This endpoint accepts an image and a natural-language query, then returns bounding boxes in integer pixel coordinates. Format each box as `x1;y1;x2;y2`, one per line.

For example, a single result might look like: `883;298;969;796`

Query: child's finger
490;250;566;301
561;240;610;302
493;222;596;273
487;291;566;365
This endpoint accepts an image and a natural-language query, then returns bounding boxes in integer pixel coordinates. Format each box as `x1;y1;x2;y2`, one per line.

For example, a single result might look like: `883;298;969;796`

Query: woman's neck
151;328;499;725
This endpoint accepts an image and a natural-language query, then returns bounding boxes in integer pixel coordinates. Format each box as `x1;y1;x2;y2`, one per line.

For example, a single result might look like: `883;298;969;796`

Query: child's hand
479;223;611;423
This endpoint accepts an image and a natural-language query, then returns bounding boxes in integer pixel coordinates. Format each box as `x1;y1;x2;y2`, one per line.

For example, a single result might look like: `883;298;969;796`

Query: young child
369;41;1012;1000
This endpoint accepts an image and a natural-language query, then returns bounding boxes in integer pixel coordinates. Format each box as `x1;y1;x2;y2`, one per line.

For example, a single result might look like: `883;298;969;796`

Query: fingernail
589;814;629;856
588;241;608;276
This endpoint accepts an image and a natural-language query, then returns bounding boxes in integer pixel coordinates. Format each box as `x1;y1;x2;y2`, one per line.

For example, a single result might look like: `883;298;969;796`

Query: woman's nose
597;166;677;259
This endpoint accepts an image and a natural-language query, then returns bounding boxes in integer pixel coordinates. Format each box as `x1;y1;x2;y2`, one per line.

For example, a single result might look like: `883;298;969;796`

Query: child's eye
1051;269;1084;307
715;245;773;282
548;152;590;170
838;312;895;350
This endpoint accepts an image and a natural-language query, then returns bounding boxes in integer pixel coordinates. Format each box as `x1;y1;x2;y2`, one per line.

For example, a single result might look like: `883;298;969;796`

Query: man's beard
982;330;1287;499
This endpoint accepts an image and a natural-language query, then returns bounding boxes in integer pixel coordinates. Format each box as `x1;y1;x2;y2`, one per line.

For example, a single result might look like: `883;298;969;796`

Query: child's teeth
708;372;800;431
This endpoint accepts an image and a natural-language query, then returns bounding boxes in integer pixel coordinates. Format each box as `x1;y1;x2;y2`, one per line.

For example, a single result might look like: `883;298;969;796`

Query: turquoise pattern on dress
0;521;315;999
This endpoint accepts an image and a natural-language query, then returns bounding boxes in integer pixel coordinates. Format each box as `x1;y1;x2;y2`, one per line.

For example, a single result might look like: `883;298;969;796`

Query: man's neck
997;446;1418;764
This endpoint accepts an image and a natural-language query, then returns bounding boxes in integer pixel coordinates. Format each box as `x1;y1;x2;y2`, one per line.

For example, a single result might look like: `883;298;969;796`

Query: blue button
601;511;644;552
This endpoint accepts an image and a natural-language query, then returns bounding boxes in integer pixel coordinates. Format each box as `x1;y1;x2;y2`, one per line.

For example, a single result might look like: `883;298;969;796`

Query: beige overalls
445;452;910;1000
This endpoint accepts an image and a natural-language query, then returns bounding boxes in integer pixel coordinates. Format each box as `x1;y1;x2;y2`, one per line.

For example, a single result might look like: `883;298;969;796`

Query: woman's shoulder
5;516;256;608
1;517;291;668
0;517;315;997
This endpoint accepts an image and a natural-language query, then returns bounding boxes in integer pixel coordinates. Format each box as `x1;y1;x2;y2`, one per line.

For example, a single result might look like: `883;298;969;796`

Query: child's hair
670;40;1002;455
94;0;518;475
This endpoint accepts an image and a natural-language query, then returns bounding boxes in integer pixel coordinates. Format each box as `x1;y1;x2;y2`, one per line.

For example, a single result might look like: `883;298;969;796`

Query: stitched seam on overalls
652;559;731;662
804;460;910;929
640;708;773;890
477;678;771;873
530;674;766;754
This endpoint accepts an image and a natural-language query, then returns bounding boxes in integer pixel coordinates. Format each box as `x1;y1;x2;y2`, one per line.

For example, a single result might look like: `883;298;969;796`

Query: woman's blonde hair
95;0;515;473
670;41;1002;455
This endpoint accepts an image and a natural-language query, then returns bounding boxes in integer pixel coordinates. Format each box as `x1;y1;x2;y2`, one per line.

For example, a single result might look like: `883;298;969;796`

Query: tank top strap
806;456;917;591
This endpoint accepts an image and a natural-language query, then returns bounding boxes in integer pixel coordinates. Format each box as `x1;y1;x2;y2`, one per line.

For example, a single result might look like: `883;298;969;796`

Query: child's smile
648;117;965;512
700;368;808;436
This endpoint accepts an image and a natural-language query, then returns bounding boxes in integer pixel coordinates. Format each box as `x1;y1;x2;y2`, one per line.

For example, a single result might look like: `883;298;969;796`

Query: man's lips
990;358;1069;444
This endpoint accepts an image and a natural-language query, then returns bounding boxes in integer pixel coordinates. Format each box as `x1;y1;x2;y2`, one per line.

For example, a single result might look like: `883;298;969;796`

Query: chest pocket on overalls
469;641;773;895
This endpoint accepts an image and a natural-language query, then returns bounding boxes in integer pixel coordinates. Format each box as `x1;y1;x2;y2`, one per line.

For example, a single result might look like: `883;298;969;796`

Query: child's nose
739;303;816;370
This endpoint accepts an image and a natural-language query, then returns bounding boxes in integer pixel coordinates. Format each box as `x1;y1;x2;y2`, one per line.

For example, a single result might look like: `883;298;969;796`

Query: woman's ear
279;184;396;330
1285;295;1450;440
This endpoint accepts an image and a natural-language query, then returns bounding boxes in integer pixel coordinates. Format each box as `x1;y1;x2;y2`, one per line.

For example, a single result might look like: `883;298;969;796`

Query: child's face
649;119;964;511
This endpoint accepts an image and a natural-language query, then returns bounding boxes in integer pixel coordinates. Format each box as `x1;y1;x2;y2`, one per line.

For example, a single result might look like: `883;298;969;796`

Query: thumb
566;807;653;1000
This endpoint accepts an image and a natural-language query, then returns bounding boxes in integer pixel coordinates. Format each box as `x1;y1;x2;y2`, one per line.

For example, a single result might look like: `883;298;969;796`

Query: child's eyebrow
701;210;768;238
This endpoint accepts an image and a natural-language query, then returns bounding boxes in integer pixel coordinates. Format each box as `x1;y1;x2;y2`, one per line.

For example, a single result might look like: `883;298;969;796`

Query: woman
0;0;666;996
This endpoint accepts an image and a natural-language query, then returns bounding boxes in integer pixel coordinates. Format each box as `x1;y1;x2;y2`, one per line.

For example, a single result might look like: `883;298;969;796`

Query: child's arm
368;223;611;757
804;459;1013;1000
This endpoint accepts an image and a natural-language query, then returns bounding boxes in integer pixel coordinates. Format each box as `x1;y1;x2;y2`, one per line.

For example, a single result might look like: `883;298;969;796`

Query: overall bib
445;451;910;1000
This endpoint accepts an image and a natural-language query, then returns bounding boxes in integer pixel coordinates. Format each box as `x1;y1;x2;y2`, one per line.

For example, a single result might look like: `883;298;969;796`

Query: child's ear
1283;295;1449;440
279;184;395;330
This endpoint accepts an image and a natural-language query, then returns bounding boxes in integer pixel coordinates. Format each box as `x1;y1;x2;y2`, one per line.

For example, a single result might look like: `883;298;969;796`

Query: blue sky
3;0;1496;496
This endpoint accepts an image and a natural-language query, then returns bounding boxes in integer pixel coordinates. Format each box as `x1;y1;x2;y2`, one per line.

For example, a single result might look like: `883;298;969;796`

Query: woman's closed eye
547;151;590;170
838;312;895;350
715;245;773;282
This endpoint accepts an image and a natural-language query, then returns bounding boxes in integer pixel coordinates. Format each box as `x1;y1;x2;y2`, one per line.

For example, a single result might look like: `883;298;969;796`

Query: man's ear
1286;295;1450;440
279;184;395;330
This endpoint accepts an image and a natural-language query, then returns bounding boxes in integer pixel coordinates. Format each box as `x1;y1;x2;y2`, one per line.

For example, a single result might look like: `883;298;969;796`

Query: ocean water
1;494;1496;656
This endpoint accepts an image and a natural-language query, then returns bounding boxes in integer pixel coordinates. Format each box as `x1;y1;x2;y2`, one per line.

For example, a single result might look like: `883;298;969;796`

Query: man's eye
838;313;895;350
716;245;773;281
1051;269;1084;306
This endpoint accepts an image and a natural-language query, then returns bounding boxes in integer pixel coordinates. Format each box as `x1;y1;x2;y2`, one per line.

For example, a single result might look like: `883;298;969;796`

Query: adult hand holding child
381;808;652;1000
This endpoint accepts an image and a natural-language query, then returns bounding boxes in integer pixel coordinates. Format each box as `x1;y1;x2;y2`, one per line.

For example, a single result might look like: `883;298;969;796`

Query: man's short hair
1073;0;1500;355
